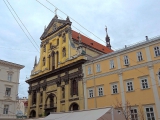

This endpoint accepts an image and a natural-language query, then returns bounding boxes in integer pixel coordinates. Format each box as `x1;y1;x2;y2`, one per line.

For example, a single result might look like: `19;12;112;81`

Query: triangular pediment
40;15;71;40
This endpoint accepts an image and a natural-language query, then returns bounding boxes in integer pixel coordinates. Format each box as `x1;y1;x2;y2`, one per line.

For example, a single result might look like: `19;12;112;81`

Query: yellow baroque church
26;15;112;118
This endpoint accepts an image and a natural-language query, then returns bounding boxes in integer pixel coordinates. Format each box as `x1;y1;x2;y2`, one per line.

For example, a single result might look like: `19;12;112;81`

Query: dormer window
43;57;45;66
62;47;66;57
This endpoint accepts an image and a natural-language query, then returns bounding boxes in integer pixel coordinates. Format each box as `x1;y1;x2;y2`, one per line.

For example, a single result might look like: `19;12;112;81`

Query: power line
0;46;38;52
6;0;39;50
46;0;107;44
36;0;92;40
3;0;39;52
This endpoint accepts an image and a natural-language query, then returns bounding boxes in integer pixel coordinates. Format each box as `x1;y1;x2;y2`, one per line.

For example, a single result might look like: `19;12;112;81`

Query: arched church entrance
29;110;36;118
44;93;57;115
69;103;79;111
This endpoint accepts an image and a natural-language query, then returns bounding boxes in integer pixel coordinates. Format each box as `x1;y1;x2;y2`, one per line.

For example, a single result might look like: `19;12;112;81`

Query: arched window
43;57;45;66
71;80;78;95
43;45;46;52
62;33;66;42
62;47;66;57
32;91;36;105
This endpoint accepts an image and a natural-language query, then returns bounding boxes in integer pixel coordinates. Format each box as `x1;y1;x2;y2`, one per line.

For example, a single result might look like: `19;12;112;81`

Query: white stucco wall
0;60;24;119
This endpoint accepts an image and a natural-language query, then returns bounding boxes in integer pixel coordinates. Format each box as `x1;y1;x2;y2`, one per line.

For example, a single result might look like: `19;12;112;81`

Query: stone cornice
0;59;24;69
84;36;160;66
0;79;19;84
84;59;160;81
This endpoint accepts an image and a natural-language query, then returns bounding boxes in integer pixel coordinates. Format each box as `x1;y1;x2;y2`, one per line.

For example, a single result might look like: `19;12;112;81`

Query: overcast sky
0;0;160;98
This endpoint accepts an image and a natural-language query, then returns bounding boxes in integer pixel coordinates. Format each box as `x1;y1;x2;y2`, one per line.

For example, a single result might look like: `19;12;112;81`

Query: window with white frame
110;60;115;69
126;81;134;91
145;106;155;120
140;78;149;89
98;86;103;96
88;66;91;75
96;64;101;72
88;88;94;98
154;46;160;57
8;73;12;81
3;105;9;114
124;55;129;65
111;83;118;94
137;51;143;61
130;108;138;120
5;88;11;96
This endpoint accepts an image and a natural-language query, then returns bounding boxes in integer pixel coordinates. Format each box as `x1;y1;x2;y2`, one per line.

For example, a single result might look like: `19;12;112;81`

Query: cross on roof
54;8;57;15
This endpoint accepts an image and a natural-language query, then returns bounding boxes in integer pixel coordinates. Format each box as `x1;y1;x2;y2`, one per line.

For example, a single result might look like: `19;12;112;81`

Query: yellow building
26;15;112;118
83;36;160;120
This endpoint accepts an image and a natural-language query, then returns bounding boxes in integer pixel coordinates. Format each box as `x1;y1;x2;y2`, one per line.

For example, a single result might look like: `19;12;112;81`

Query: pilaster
59;34;62;63
148;65;160;119
117;71;125;107
57;86;61;112
83;80;87;110
55;52;57;69
42;90;46;116
46;43;50;69
78;79;84;110
65;80;69;112
27;92;32;118
36;91;40;118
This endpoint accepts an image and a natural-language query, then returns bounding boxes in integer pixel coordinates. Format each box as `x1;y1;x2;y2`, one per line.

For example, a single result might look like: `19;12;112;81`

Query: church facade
26;15;112;118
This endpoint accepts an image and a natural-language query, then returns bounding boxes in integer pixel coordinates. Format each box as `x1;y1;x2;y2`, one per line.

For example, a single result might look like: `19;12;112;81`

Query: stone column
78;79;84;110
36;90;40;118
56;78;61;112
65;79;69;112
27;91;32;118
42;87;46;117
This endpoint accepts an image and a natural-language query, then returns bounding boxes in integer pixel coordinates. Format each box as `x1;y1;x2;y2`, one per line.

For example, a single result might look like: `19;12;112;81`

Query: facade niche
62;33;66;43
62;47;66;57
43;57;46;66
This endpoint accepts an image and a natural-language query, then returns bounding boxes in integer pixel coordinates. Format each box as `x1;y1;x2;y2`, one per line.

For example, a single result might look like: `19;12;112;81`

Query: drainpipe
92;61;97;108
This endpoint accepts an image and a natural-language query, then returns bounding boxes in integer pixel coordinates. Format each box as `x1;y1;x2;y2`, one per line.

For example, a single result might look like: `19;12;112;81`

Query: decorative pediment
40;15;72;40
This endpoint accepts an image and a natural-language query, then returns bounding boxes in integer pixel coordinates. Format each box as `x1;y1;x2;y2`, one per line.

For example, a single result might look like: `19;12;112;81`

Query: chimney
146;36;149;41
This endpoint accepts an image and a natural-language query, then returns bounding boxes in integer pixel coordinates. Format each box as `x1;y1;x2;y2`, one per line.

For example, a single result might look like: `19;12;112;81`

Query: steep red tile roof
72;30;113;53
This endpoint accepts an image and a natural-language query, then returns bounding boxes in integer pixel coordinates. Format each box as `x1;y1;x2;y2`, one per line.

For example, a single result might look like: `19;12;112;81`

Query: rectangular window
8;74;12;81
145;107;155;120
137;51;143;61
98;86;103;96
130;108;138;120
88;66;91;75
3;105;9;114
88;89;94;98
110;60;115;69
96;64;101;72
126;81;134;91
5;88;11;96
154;46;160;57
124;55;129;65
112;84;118;94
141;78;149;89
